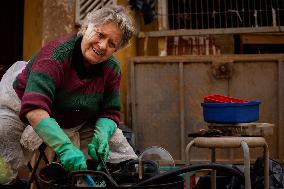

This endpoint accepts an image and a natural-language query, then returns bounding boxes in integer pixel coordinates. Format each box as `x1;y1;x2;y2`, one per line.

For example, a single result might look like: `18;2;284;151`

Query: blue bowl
201;101;261;124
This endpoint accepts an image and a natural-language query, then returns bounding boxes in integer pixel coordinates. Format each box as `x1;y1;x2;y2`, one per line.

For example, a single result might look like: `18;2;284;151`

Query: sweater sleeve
19;57;63;122
15;35;79;124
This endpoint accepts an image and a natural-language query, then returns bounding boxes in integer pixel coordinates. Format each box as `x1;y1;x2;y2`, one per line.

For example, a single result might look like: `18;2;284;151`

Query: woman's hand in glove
88;118;117;163
56;143;87;171
34;118;87;171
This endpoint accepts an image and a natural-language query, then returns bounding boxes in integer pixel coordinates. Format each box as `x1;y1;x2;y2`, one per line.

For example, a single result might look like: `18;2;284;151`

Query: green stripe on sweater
26;72;56;100
51;36;79;62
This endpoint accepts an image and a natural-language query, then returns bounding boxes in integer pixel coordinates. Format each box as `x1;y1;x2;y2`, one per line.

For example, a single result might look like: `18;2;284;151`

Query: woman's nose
98;39;108;49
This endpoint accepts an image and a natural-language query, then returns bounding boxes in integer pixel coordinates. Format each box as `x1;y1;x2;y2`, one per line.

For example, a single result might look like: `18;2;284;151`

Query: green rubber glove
88;118;117;163
35;118;87;172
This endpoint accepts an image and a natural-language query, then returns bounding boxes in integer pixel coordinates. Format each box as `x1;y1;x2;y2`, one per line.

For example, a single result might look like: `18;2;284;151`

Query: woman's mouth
92;47;103;56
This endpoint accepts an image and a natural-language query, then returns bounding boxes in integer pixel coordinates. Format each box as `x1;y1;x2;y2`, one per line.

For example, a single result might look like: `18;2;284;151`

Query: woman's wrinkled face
81;22;122;65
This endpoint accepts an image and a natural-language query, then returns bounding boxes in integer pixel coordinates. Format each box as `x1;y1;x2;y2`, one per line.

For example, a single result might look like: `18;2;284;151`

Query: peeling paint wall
23;0;43;60
24;0;78;59
42;0;78;44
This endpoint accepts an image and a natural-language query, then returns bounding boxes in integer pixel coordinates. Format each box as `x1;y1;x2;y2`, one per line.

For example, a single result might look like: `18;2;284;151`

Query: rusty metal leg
185;140;195;165
263;143;269;189
211;148;216;189
185;140;195;189
240;140;251;189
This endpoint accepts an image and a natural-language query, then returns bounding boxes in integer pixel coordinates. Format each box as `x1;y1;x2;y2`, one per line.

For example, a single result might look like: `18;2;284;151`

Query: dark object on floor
194;166;244;189
251;157;284;189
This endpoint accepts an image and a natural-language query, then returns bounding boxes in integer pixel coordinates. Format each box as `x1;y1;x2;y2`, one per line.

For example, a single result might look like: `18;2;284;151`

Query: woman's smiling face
81;21;122;65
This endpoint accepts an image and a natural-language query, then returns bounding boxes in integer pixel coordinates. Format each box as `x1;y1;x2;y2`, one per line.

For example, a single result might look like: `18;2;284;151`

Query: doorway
0;0;24;78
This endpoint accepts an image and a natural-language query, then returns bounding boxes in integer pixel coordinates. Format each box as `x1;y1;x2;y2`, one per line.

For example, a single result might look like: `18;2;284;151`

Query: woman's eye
109;42;116;48
98;32;104;38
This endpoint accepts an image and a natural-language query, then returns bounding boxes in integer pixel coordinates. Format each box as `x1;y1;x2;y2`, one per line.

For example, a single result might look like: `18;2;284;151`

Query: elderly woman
0;5;137;185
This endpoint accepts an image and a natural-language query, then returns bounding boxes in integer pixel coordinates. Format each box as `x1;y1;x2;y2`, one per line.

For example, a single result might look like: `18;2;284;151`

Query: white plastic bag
0;61;27;113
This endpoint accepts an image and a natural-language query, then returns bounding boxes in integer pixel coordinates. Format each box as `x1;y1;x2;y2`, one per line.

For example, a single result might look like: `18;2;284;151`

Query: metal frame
185;137;269;189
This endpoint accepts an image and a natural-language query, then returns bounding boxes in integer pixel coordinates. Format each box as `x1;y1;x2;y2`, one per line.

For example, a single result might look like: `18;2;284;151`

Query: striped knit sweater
13;34;121;128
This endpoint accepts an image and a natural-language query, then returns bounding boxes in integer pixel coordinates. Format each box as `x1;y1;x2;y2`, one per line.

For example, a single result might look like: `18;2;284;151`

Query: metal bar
248;0;251;27
201;0;204;29
183;0;186;28
264;143;270;189
185;140;195;189
254;0;258;27
27;162;40;189
242;0;245;27
276;0;282;30
26;152;44;189
80;0;96;12
38;143;49;164
207;0;209;29
224;0;227;28
259;0;263;27
211;148;217;189
195;0;198;29
213;0;216;28
26;143;48;189
185;141;195;164
177;0;180;29
265;0;269;26
189;0;192;29
236;0;239;27
218;0;221;28
172;0;175;29
230;0;233;27
240;140;251;189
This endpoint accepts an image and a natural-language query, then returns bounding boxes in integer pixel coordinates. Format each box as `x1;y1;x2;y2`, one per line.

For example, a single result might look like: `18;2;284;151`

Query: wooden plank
207;123;275;136
138;27;284;37
131;54;284;63
278;60;284;159
179;62;185;161
241;34;284;44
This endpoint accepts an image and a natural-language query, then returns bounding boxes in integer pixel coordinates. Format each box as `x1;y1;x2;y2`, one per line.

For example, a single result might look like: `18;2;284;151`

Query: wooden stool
185;136;269;189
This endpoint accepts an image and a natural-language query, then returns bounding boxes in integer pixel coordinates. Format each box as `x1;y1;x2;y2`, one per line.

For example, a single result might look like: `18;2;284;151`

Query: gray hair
78;5;136;49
